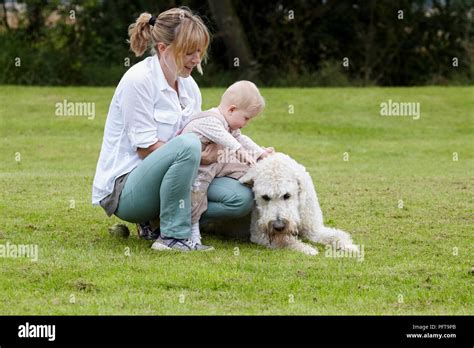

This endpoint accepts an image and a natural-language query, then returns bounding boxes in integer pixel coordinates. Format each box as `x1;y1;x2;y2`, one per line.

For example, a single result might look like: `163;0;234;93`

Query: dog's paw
336;240;360;254
301;244;319;256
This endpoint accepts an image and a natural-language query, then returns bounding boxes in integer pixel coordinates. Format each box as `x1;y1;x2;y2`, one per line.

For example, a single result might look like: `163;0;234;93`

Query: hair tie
149;16;156;27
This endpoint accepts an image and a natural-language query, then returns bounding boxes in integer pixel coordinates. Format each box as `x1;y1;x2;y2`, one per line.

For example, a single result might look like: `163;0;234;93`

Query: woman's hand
201;143;219;165
137;141;166;159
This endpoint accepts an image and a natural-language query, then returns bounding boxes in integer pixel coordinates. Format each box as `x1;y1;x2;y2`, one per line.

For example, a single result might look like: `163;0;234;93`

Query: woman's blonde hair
128;7;210;74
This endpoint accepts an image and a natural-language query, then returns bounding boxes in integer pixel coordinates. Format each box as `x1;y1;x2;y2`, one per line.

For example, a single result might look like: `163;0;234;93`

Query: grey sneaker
151;236;214;252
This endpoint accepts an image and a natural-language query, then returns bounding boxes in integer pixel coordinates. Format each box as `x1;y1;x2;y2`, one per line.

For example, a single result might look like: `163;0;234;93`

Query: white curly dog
239;153;359;255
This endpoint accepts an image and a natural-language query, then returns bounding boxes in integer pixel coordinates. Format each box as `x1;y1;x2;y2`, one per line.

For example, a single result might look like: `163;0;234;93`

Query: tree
207;0;259;80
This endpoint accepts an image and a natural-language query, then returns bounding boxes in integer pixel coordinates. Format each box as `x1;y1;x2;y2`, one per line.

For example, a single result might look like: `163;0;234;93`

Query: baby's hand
236;148;256;166
258;147;275;160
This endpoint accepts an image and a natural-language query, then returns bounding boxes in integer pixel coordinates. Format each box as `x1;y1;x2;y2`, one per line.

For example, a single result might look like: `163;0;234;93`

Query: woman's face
158;43;201;79
179;49;202;77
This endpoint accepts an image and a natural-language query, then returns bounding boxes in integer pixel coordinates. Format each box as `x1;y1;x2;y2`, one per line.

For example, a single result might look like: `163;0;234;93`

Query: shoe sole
200;246;215;252
151;241;215;252
150;241;172;251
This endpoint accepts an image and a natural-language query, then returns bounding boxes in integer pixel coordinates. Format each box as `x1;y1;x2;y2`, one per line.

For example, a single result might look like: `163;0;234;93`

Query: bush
0;0;472;86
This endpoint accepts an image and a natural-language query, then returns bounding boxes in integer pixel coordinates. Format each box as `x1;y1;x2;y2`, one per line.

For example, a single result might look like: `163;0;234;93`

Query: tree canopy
0;0;472;86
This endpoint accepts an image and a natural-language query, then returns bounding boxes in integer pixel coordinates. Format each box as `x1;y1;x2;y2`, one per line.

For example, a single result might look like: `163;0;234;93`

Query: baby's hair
220;80;265;115
128;7;210;74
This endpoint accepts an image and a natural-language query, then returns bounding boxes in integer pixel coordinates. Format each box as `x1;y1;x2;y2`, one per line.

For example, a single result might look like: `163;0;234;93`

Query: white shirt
92;55;202;205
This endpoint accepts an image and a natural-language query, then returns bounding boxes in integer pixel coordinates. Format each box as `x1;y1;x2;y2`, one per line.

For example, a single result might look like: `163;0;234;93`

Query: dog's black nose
272;220;286;231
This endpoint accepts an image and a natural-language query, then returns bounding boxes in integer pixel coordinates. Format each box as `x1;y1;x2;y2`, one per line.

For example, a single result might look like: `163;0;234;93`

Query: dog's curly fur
239;153;359;255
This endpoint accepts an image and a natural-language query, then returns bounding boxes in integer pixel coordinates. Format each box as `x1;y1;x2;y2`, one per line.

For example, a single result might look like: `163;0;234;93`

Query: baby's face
227;107;259;130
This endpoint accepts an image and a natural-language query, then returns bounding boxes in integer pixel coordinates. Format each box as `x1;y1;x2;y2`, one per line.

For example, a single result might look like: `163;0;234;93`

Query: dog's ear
296;174;308;205
295;164;310;196
239;168;256;187
296;175;303;194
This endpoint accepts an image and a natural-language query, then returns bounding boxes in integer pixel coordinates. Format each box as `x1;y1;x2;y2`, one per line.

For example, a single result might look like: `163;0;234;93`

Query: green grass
0;85;473;315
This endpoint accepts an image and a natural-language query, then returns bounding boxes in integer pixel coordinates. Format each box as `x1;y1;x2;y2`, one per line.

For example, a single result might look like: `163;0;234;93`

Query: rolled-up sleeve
192;117;242;153
121;76;158;151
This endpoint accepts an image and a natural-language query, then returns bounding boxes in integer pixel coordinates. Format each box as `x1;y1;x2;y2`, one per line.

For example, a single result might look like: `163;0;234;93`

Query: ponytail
128;12;154;57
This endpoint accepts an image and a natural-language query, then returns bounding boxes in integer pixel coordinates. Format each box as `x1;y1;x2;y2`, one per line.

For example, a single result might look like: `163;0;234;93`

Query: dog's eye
262;195;271;201
283;193;290;200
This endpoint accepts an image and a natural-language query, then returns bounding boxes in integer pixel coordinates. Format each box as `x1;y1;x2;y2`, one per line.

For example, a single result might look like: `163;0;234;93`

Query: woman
92;8;254;251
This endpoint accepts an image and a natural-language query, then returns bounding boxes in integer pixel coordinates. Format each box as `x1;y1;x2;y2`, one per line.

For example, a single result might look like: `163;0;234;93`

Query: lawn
0;85;472;315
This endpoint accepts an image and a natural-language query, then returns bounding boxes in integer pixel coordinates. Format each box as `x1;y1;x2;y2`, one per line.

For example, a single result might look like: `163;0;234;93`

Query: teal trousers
115;133;253;239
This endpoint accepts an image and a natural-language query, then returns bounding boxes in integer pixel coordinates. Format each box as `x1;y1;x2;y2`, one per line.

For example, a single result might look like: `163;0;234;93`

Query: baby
180;80;274;245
